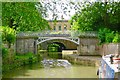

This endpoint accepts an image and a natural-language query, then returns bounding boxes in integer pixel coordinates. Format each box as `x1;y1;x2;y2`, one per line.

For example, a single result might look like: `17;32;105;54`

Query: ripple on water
3;64;98;78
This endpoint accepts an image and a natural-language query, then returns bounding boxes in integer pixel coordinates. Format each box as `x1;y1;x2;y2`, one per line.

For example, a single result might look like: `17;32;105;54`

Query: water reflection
3;63;98;78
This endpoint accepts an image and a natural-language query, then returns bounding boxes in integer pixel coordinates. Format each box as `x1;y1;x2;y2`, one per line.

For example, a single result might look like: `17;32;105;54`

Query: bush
112;32;120;43
105;31;115;43
3;52;41;72
98;28;115;44
98;28;120;44
2;47;8;58
1;26;16;48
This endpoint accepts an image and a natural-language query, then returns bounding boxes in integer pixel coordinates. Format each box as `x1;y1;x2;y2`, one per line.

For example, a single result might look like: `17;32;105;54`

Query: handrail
17;30;98;37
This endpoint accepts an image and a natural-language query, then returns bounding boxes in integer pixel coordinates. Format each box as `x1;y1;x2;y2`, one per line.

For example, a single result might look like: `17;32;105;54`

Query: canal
3;62;98;78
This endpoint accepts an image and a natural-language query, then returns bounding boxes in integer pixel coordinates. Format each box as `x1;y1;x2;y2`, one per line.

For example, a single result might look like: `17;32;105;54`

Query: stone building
48;20;71;31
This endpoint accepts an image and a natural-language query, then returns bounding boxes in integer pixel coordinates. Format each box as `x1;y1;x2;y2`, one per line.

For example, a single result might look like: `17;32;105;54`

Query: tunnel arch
37;37;79;45
52;42;66;52
37;38;78;51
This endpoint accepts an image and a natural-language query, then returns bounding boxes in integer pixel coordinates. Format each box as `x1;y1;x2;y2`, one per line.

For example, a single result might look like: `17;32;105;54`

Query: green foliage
71;2;120;44
48;47;58;52
98;28;112;44
1;26;16;48
47;43;61;58
15;52;37;63
2;2;50;31
47;43;60;52
1;0;39;2
71;2;104;31
2;47;8;58
48;52;59;59
112;32;120;43
71;2;120;32
105;31;115;43
2;52;43;72
36;53;43;62
98;28;120;44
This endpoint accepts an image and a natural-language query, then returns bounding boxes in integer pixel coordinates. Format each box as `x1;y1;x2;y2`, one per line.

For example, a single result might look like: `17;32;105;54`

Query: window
59;25;61;30
53;26;56;30
64;25;67;31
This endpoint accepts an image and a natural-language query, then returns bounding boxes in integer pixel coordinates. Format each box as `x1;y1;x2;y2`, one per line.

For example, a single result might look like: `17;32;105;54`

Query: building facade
48;20;71;32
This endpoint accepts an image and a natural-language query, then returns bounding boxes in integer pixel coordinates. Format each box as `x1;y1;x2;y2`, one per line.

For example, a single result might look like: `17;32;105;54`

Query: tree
0;26;16;48
2;2;50;31
70;2;120;32
41;0;84;20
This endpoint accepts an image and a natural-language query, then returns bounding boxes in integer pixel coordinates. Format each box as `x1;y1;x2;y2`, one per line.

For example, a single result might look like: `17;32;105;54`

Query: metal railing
17;30;98;38
71;31;98;37
17;30;71;37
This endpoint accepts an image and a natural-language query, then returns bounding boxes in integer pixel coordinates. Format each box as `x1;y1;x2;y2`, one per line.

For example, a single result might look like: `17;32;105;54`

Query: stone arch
37;37;79;45
37;38;78;50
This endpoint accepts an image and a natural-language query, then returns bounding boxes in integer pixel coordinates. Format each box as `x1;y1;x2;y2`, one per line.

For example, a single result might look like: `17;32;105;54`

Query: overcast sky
41;0;119;20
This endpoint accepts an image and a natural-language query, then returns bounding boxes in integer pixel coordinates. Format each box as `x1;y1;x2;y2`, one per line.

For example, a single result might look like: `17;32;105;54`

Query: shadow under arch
53;42;66;52
37;38;78;52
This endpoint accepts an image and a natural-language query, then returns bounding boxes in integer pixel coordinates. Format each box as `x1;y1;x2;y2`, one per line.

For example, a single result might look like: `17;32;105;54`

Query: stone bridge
16;30;79;54
16;30;99;55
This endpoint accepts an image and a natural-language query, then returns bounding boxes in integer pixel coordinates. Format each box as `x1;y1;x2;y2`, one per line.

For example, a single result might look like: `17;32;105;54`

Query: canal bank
63;54;101;67
2;52;100;78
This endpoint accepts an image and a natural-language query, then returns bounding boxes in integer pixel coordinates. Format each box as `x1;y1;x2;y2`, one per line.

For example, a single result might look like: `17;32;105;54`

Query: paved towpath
64;54;102;66
67;54;102;60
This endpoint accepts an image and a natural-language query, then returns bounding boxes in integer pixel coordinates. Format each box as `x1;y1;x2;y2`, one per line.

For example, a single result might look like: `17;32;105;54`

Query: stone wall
63;54;101;66
78;37;100;55
99;43;120;55
16;37;36;54
62;50;77;58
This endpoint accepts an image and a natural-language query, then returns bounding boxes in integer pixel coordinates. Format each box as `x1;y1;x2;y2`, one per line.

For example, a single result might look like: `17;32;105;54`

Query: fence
17;30;98;38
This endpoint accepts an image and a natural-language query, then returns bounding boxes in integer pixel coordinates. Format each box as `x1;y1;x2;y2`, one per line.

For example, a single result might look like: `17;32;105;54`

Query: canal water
3;63;98;78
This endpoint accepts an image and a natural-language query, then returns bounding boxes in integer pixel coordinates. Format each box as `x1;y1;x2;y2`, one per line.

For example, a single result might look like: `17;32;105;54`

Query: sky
41;0;78;20
40;0;119;20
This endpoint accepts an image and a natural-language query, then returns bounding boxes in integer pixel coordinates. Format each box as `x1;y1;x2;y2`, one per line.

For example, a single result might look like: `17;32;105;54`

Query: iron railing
17;30;98;38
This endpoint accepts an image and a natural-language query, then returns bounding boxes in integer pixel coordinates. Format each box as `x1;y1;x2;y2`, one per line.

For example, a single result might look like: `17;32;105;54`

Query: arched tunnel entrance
47;42;66;52
38;39;78;51
52;42;66;52
46;42;66;59
37;38;78;59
